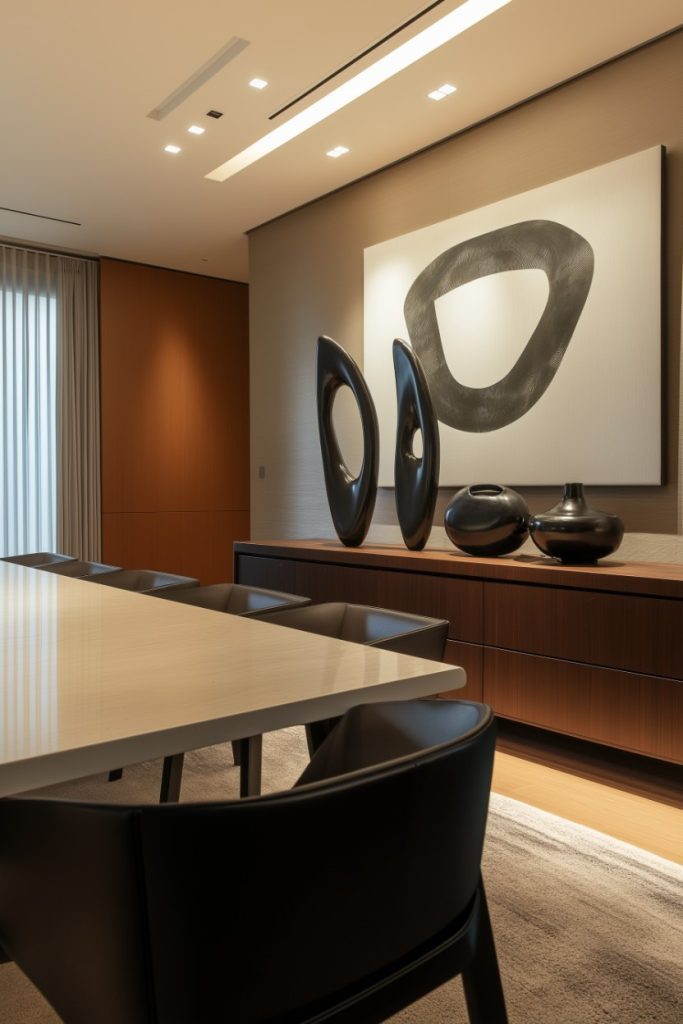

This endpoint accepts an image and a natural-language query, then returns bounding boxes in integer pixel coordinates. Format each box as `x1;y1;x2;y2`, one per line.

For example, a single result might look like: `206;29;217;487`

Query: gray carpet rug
1;728;681;1023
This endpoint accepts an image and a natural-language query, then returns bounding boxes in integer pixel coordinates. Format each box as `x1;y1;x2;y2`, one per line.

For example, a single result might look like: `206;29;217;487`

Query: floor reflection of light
1;566;57;763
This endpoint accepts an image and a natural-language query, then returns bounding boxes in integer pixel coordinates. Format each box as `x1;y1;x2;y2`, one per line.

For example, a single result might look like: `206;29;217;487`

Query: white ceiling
1;0;680;282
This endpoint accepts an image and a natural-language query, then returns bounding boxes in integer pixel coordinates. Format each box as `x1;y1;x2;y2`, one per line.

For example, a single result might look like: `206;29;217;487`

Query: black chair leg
231;740;241;766
305;717;340;757
160;753;185;803
462;883;508;1024
108;769;123;782
238;736;263;798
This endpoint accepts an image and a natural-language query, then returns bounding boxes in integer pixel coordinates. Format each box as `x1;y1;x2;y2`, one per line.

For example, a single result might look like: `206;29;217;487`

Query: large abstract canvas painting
364;146;662;485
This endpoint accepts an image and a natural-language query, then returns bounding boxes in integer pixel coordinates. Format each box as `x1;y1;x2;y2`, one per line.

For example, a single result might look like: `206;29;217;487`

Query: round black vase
529;483;624;564
444;485;529;557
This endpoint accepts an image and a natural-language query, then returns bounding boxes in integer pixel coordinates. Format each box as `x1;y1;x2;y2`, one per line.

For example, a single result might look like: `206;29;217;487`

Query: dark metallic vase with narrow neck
529;483;624;564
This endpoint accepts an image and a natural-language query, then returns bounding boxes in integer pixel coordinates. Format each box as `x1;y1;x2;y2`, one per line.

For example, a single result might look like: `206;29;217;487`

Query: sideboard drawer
484;582;683;679
484;648;683;763
291;559;483;643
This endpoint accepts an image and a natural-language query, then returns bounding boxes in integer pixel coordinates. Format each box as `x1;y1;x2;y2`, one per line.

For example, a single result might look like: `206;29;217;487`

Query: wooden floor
492;751;683;865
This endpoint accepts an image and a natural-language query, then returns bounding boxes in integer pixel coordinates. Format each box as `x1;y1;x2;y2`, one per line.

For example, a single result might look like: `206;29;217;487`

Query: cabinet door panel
291;560;482;642
484;648;682;763
485;582;683;679
441;641;484;702
234;554;298;595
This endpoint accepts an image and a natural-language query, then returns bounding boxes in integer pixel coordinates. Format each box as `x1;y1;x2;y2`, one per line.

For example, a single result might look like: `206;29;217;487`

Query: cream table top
0;562;463;797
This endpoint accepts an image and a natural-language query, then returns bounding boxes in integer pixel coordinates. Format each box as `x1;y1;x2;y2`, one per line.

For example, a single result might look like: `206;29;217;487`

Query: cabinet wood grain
484;649;682;763
234;542;683;764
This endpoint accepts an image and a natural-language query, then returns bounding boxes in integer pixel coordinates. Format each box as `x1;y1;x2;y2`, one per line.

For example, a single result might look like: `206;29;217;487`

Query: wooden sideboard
234;540;683;766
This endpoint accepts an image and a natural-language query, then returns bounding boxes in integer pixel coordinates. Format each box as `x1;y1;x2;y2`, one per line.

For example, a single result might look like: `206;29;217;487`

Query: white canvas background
364;146;662;486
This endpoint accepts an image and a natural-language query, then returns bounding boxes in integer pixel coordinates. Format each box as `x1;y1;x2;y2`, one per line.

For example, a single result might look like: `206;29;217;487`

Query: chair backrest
85;569;200;593
260;601;448;660
155;582;311;617
0;700;495;1024
37;560;122;577
0;552;74;567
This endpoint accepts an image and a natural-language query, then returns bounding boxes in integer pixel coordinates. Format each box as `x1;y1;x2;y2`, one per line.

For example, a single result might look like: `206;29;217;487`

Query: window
0;249;57;556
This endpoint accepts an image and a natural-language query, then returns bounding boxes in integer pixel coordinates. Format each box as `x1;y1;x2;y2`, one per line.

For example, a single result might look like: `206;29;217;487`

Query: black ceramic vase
393;339;440;551
444;484;529;557
529;483;624;564
316;335;379;547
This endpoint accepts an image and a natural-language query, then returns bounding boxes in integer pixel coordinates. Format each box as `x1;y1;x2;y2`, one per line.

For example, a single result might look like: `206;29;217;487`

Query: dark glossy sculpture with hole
393;338;440;550
445;484;529;557
317;335;379;547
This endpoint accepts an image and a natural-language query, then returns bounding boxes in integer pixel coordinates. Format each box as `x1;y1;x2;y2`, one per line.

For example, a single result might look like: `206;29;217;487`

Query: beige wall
249;31;683;546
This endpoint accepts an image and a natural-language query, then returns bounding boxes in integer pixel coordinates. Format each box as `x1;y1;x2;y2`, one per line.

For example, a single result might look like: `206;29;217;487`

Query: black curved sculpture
393;339;440;550
317;335;379;547
404;220;594;432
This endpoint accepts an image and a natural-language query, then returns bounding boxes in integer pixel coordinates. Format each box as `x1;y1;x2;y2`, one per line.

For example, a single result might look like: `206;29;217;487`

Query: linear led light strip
206;0;512;182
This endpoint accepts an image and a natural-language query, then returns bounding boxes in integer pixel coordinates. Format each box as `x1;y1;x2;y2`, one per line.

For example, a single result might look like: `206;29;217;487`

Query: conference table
0;561;464;799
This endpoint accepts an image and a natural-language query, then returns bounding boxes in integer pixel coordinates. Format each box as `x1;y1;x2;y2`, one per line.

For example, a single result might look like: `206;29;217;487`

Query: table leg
160;753;184;803
238;736;262;798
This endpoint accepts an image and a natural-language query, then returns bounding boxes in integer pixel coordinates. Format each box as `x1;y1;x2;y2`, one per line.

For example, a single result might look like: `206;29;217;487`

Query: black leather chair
0;699;507;1024
259;601;448;659
155;581;311;617
0;552;75;566
152;583;312;802
86;568;200;593
239;602;449;796
37;559;122;577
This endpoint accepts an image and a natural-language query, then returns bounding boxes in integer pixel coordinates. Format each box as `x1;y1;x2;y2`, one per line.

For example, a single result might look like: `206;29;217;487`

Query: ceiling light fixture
249;77;268;90
147;37;250;121
428;82;457;100
327;145;349;158
164;144;181;154
188;125;206;135
206;0;511;182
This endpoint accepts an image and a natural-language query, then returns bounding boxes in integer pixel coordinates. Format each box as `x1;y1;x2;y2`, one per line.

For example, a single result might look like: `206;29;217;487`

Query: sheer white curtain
0;244;100;559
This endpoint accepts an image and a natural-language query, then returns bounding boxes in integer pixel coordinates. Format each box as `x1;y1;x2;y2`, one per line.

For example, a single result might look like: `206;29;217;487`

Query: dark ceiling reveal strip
0;207;81;226
268;0;449;119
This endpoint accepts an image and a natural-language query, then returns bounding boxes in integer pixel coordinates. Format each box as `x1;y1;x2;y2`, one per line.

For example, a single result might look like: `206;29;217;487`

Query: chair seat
155;582;310;617
38;560;122;577
0;552;75;567
86;569;200;593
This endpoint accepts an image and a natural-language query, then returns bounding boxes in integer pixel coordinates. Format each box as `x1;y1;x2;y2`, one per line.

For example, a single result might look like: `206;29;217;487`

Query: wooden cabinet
234;540;683;764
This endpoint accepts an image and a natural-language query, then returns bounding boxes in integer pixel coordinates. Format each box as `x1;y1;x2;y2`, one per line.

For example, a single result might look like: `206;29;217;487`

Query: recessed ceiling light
327;145;349;158
249;77;268;90
164;144;181;154
428;83;457;100
188;125;206;135
207;0;511;182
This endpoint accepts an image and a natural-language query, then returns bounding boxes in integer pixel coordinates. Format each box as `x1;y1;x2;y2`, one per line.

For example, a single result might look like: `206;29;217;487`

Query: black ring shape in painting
404;220;594;433
393;339;440;551
317;335;379;547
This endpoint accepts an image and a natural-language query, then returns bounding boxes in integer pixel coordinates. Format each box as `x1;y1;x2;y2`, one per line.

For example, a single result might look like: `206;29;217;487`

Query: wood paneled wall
100;259;249;583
